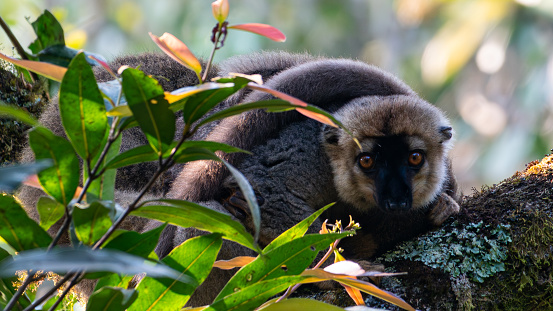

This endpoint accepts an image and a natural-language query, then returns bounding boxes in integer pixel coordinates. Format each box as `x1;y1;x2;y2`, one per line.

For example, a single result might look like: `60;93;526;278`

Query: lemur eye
358;154;375;170
408;151;424;167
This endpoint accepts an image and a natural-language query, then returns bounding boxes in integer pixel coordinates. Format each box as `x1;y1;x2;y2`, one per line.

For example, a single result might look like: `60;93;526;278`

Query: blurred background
1;0;553;194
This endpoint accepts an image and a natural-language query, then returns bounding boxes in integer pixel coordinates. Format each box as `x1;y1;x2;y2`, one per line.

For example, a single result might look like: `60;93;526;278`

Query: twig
0;16;38;81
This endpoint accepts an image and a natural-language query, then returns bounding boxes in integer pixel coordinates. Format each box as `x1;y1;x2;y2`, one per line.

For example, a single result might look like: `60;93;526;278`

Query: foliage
0;3;414;311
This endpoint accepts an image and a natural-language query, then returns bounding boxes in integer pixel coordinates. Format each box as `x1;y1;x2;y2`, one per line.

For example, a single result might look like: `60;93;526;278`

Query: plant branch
3;271;39;311
47;273;83;311
0;16;38;81
21;272;76;311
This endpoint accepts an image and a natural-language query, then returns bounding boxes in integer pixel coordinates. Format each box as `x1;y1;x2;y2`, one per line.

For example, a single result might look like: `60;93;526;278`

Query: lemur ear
439;126;453;142
322;125;341;145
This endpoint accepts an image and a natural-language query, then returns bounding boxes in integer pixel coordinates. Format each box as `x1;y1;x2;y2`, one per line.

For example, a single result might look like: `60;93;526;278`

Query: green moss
382;221;511;283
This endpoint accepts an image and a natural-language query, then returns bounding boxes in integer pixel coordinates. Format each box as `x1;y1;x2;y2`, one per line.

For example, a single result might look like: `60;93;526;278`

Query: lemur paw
222;188;265;220
428;193;460;226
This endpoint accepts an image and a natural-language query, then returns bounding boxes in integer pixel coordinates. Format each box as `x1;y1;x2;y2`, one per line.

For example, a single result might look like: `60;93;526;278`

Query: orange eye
408;151;424;167
358;154;375;170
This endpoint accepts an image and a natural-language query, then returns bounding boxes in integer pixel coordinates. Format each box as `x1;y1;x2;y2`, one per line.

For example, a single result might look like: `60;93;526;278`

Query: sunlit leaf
0;248;185;280
216;232;350;299
258;298;345;311
28;127;80;206
107;104;132;117
59;52;109;161
164;82;234;105
0;194;52;252
94;273;134;292
207;276;308;311
213;256;256;270
301;269;415;311
131;200;260;252
0;52;66;81
36;196;65;231
264;203;334;254
129;233;222;310
28;10;64;54
149;32;202;77
121;67;175;155
229;23;286;42
73;201;113;245
87;287;138;311
0;160;52;192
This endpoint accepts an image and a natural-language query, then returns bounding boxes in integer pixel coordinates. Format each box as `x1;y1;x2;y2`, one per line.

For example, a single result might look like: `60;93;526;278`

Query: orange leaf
164;82;234;104
149;32;202;75
319;219;329;234
211;0;229;24
344;283;365;305
229;23;286;42
0;52;66;81
247;83;338;128
213;256;256;270
89;55;116;79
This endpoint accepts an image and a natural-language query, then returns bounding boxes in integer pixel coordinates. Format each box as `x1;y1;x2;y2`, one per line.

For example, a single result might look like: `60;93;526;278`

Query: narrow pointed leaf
129;234;222;310
87;287;138;311
0;100;39;126
0;194;52;252
104;224;167;258
103;144;157;170
121;67;175;155
259;298;345;311
264;203;334;254
0;248;185;280
213;256;256;270
223;159;261;244
165;82;233;106
87;134;122;201
36;196;65;231
131;200;259;252
28;127;80;206
181;86;238;125
216;232;349;299
73;201;113;245
301;269;415;311
149;32;202;75
207;276;308;311
0;159;52;192
229;23;286;42
59;52;109;160
0;52;66;81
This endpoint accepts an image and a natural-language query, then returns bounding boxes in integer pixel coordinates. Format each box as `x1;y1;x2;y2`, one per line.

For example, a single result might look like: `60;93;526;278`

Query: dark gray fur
16;51;458;306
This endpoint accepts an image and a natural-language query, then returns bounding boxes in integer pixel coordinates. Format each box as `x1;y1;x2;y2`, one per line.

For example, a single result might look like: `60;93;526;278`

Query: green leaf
0;159;52;192
103;144;158;170
37;196;65;231
37;45;106;68
223;159;261;244
216;232;349;299
196;99;289;129
28;10;65;54
28;127;80;206
207;276;308;311
0;100;39;127
0;194;52;252
180;85;237;124
121;67;175;155
104;224;167;258
87;287;138;311
259;298;345;311
86;134;122;201
0;248;187;280
171;141;249;164
263;203;334;254
131;200;260;252
59;52;109;161
130;233;222;310
94;273;134;292
73;201;114;245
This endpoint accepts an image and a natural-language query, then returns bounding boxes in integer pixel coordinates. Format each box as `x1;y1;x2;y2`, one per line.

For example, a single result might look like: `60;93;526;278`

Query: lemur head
323;95;454;214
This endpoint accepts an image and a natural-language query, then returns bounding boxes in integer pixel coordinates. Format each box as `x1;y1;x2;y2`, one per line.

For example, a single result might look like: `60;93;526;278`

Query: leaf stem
202;22;226;83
